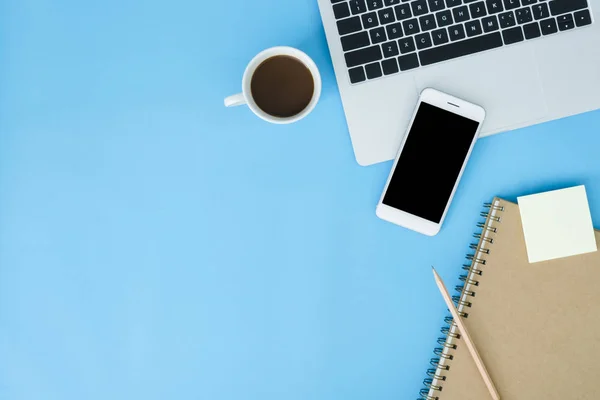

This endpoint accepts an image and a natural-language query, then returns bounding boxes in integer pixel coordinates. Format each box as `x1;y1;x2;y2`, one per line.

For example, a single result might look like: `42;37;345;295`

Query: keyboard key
370;26;388;43
344;45;383;67
337;16;363;35
420;14;438;30
436;10;454;27
398;53;420;70
341;31;371;51
574;9;592;27
403;18;421;35
412;0;430;16
367;0;384;10
382;58;400;74
482;15;500;31
416;32;433;48
334;2;351;19
557;14;573;23
350;0;368;14
395;4;413;20
382;40;400;56
486;0;504;14
362;12;380;28
465;19;483;36
332;0;346;3
419;31;503;65
521;0;536;5
532;3;549;19
398;36;417;53
516;7;533;24
523;21;541;38
452;6;469;22
503;0;520;10
348;66;367;83
557;14;575;31
386;22;404;38
540;17;558;34
499;11;516;27
365;62;383;78
384;0;401;5
378;8;396;24
432;28;450;44
428;0;446;12
502;26;524;43
453;6;470;22
470;1;488;17
549;0;588;16
449;23;466;40
446;0;462;7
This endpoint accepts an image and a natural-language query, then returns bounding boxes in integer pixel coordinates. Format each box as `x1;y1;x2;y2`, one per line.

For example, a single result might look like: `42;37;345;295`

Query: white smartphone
376;88;486;236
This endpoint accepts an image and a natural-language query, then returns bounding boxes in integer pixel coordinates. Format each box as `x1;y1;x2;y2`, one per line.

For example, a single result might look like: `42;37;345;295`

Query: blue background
1;1;599;399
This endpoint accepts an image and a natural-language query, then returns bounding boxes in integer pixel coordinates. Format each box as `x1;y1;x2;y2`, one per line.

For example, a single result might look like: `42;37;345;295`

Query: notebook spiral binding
417;201;505;400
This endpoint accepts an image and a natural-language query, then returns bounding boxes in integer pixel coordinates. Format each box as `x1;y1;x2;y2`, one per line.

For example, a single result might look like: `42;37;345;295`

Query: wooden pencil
432;267;500;400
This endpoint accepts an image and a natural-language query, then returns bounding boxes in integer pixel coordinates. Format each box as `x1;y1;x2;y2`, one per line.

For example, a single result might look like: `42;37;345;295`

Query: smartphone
376;88;486;236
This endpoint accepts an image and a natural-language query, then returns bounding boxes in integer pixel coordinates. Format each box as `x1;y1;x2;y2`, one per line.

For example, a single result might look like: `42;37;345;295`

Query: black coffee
251;55;314;118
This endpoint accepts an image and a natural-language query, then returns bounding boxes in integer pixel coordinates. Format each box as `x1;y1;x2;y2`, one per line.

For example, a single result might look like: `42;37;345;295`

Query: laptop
317;0;599;166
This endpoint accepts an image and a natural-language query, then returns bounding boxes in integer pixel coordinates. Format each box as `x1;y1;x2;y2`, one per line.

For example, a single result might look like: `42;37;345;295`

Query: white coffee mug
224;46;322;124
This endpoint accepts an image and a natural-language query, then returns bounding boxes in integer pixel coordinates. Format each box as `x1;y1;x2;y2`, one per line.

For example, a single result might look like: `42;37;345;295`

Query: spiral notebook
420;197;600;400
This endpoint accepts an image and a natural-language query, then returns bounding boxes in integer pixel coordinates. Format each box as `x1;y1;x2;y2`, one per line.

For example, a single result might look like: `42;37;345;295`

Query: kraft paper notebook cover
420;198;600;400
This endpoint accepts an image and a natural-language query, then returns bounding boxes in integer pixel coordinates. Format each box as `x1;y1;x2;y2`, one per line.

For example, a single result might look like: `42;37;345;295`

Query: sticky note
518;186;597;263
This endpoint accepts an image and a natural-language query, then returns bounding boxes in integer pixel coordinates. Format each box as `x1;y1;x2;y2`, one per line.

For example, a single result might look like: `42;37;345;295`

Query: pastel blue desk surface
1;1;600;399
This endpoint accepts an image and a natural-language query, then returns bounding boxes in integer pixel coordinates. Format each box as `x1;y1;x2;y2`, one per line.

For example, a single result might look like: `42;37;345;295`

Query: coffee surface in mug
250;55;314;118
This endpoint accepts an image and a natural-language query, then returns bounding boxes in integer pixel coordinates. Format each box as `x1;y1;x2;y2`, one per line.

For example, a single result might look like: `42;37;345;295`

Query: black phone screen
382;102;480;223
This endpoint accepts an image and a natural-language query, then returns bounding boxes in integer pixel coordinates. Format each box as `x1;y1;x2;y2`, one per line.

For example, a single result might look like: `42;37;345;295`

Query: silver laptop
317;0;599;166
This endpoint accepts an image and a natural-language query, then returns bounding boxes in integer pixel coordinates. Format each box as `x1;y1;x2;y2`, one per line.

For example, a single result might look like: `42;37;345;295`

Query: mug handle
224;93;246;107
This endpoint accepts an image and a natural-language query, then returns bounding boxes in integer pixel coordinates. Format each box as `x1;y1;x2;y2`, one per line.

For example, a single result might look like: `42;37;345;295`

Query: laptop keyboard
331;0;594;84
